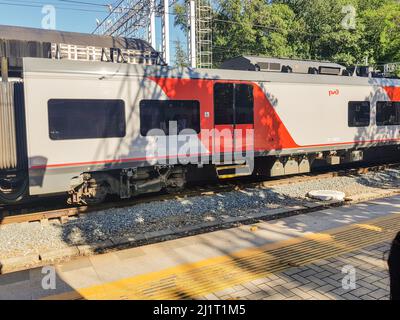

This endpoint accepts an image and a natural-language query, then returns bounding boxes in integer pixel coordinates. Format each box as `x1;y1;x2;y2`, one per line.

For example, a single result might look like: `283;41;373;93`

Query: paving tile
291;274;311;285
290;287;313;299
342;293;361;300
203;293;218;300
231;289;252;299
246;292;268;300
368;289;389;299
315;284;335;294
351;287;374;298
356;280;379;291
263;293;286;300
298;269;317;278
307;275;326;286
242;282;261;293
273;285;295;298
360;294;376;300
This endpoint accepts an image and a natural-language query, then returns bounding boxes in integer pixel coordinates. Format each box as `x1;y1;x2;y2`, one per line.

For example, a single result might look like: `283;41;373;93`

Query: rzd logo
329;89;340;96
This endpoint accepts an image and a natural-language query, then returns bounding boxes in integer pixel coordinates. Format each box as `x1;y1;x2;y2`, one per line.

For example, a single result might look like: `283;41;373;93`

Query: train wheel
164;171;186;194
0;174;28;204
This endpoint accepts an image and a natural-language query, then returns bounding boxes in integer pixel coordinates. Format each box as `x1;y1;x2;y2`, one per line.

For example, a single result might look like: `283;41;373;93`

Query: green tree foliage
174;39;189;67
173;1;188;33
213;0;306;64
360;0;400;65
211;0;400;67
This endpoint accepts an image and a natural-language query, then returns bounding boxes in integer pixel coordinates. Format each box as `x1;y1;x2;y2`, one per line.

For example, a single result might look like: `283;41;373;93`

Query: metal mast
195;0;212;68
187;0;212;68
93;0;212;68
93;0;175;65
187;0;196;68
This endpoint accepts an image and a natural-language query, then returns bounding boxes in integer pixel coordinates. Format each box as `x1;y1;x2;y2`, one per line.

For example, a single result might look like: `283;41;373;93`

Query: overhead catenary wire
12;0;110;8
58;0;110;7
0;0;107;13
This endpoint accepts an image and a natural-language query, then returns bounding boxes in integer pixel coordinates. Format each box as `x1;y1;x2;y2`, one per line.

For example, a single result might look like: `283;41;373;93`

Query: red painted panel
252;84;299;151
149;77;299;153
234;124;254;153
384;86;400;101
148;77;214;131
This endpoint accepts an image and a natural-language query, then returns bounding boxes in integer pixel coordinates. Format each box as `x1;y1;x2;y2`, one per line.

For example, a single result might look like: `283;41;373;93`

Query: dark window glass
235;84;254;124
376;101;400;126
140;100;200;136
48;99;126;140
348;101;370;127
214;83;254;125
214;83;234;125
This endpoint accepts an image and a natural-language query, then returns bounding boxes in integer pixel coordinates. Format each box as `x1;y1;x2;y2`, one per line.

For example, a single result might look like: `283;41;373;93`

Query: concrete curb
1;191;398;275
39;247;80;264
0;254;41;274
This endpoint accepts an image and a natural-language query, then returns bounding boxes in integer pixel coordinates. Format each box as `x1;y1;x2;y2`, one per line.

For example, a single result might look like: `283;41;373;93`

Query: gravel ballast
0;168;399;260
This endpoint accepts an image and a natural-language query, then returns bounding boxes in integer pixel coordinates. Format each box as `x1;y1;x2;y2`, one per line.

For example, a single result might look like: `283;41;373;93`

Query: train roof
0;24;155;51
0;25;161;74
22;57;400;88
220;56;346;75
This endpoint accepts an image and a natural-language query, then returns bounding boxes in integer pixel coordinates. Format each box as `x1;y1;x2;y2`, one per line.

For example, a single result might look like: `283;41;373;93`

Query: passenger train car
1;26;400;205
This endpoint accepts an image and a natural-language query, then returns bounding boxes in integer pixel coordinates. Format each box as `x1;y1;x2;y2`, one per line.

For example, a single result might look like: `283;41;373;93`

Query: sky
0;0;186;64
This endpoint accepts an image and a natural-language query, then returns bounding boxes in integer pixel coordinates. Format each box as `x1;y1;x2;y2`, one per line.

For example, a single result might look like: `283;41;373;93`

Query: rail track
0;161;399;226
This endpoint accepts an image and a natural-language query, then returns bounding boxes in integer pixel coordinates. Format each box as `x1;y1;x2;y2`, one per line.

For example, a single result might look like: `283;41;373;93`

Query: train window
214;83;234;125
214;83;254;125
348;101;370;127
140;100;200;136
48;99;126;140
235;84;254;124
376;101;400;126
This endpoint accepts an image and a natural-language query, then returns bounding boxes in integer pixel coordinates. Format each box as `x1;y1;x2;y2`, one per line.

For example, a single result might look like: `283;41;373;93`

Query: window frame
376;101;400;126
139;99;201;137
214;83;234;125
47;98;126;141
213;83;254;126
234;84;254;125
348;101;371;128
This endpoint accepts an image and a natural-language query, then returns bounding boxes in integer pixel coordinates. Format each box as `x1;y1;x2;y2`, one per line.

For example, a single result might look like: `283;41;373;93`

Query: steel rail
0;162;398;226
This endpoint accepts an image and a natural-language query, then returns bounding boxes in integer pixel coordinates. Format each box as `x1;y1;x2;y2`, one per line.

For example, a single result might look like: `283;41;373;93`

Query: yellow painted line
218;173;251;179
43;213;400;300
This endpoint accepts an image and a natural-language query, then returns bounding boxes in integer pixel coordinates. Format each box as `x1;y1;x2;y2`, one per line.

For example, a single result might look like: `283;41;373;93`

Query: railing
51;43;159;66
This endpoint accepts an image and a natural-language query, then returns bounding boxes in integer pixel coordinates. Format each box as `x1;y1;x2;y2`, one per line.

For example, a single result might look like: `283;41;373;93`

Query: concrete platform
1;195;399;300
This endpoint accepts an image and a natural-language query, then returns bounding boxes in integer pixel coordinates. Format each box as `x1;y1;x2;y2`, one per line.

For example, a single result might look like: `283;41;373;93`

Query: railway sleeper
67;166;187;205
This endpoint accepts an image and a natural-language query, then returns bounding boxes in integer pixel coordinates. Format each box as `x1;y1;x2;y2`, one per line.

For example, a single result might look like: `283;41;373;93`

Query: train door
213;83;254;160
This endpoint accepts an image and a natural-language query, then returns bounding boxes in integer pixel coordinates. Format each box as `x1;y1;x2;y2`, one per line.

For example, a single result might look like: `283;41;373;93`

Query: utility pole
187;0;196;68
93;0;212;68
187;0;212;69
148;0;157;49
162;0;171;65
94;0;174;65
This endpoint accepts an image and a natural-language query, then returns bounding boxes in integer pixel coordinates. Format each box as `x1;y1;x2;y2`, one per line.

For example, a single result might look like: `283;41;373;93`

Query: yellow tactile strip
44;213;400;300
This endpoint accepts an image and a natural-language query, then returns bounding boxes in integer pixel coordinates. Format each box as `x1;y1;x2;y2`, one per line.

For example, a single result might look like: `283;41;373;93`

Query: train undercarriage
67;166;187;205
62;144;400;205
